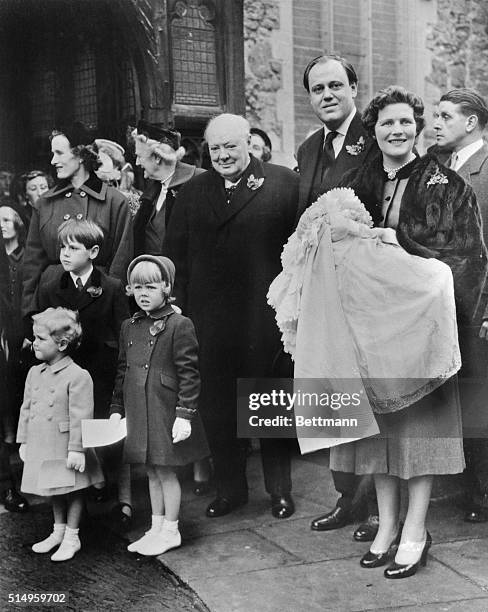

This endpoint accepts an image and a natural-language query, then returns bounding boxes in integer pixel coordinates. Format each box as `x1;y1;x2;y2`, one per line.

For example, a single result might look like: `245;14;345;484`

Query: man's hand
172;416;191;444
67;451;86;472
19;444;26;462
479;320;488;341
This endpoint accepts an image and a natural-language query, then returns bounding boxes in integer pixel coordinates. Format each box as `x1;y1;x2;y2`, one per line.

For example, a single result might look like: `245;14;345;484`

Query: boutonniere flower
427;167;448;187
170;189;177;198
86;286;103;298
149;319;166;336
345;136;365;156
247;174;264;190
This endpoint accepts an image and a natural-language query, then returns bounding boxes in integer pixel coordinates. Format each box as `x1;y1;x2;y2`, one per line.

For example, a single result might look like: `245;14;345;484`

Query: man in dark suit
296;54;376;221
165;113;299;519
132;120;204;257
297;54;379;539
433;88;488;522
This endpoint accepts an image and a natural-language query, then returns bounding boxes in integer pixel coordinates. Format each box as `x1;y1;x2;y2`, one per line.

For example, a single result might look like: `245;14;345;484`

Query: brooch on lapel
86;286;103;298
345;136;365;156
247;174;264;190
426;167;448;187
149;319;166;336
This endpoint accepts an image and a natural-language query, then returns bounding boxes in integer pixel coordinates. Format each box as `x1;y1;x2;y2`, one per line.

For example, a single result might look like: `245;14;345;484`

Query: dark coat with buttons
164;155;298;421
110;304;209;465
22;174;133;317
37;266;130;417
16;356;104;495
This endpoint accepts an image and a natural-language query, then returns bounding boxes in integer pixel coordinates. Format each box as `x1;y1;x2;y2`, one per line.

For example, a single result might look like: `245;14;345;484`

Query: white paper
81;418;127;448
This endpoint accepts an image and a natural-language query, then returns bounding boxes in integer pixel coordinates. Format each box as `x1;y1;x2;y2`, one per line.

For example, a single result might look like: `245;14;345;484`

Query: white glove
67;451;85;472
19;444;26;462
172;416;191;444
109;412;122;423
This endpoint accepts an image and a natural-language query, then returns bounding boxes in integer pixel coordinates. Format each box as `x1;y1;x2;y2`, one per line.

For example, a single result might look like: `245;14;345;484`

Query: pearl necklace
383;155;416;180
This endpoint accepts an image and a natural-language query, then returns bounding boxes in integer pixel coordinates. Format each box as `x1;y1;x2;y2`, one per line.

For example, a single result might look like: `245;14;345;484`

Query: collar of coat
8;244;24;262
39;355;73;374
140;161;199;202
210;153;265;191
131;303;176;321
44;174;108;201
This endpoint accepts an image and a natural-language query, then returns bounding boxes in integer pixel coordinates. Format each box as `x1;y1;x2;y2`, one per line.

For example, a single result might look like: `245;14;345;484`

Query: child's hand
19;444;26;462
109;413;122;423
172;416;191;443
67;451;86;473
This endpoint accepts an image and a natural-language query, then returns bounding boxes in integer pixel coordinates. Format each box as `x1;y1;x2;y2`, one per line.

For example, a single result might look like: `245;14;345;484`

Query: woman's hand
479;320;488;341
172;416;191;443
19;444;26;462
67;451;86;472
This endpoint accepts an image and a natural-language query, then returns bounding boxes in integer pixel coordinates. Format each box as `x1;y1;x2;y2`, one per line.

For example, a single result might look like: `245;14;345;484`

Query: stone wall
244;0;282;139
428;0;488;99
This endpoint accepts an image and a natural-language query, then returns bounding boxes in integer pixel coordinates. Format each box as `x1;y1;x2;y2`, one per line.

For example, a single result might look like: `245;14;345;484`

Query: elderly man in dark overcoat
164;113;299;519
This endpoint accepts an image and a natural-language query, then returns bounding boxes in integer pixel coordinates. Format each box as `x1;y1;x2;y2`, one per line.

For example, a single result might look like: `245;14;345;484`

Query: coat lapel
298;128;323;210
457;143;488;179
56;268;102;311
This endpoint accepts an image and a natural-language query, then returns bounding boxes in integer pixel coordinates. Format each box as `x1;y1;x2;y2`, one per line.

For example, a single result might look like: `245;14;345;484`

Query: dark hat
250;127;272;151
137;120;181;151
127;254;176;287
52;121;97;147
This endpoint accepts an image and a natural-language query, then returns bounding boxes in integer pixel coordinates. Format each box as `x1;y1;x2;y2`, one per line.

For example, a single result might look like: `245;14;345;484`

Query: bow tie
225;185;237;204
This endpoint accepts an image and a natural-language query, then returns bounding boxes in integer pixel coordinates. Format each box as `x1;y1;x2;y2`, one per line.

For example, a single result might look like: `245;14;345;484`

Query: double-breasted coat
37;266;130;417
16;356;104;495
22;174;133;317
164;156;299;413
110;304;209;466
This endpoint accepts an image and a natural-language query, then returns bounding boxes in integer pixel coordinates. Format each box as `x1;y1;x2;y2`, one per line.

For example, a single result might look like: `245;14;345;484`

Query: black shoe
193;481;212;496
271;494;295;519
206;496;248;518
354;514;380;542
109;502;133;532
360;525;402;568
384;531;432;579
2;488;29;513
311;505;351;531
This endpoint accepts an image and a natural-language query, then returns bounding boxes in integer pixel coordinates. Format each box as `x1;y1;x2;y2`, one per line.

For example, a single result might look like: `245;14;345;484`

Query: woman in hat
22;122;133;320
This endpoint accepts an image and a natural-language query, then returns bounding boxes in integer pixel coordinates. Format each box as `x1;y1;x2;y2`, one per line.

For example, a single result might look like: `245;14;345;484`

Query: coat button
144;364;149;369
48;400;54;407
47;415;53;420
76;213;83;219
149;340;154;345
63;213;70;220
65;193;72;198
50;388;55;393
80;191;86;197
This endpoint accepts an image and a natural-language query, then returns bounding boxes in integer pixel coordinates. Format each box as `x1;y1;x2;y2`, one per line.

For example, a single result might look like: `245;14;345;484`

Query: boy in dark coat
37;218;131;521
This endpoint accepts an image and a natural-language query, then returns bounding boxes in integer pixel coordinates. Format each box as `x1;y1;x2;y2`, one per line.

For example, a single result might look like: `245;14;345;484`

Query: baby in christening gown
267;188;461;414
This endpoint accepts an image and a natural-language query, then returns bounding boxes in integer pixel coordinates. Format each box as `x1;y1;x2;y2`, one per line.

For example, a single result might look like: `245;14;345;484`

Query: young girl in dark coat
110;254;209;556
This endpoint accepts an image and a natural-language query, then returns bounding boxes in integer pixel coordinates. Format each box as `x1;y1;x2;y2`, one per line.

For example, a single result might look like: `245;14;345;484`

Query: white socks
127;514;164;552
51;526;81;562
32;523;66;553
128;516;181;556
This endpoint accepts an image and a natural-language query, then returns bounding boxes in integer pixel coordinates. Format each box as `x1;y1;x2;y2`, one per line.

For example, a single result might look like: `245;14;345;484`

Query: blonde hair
32;307;82;353
127;261;174;302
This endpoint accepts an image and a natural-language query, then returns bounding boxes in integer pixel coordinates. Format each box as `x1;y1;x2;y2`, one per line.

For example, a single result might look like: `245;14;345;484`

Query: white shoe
137;529;181;556
50;536;81;562
32;530;65;554
127;527;160;553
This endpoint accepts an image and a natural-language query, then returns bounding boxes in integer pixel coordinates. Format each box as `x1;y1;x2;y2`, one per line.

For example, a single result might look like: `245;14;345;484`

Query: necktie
322;131;338;177
449;153;458;171
76;277;84;292
225;185;237;204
